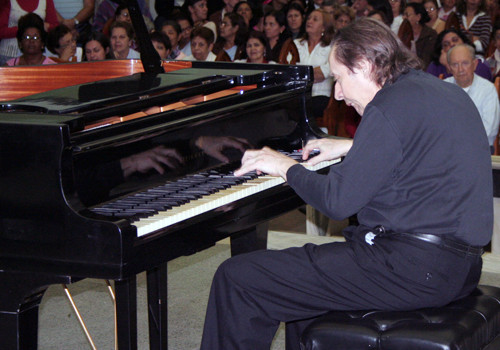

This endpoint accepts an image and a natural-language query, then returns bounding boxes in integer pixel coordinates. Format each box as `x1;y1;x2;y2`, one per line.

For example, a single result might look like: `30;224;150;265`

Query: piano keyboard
90;152;340;237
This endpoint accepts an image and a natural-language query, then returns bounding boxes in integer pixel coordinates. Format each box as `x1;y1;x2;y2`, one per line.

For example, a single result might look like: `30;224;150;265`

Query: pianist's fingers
303;138;353;165
235;147;298;179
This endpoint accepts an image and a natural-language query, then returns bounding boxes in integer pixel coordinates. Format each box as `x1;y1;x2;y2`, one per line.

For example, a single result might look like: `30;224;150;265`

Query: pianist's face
330;47;382;116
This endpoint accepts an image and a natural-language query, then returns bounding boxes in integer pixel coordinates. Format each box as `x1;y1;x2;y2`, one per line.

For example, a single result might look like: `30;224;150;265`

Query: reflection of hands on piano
302;138;353;166
195;136;252;163
234;146;299;181
120;145;184;178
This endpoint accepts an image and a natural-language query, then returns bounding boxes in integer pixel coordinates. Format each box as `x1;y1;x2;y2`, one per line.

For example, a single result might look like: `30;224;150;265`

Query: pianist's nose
334;82;344;101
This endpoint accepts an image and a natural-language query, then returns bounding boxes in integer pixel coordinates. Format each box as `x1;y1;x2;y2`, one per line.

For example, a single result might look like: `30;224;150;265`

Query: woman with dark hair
150;31;172;60
263;10;291;62
109;21;140;59
424;0;445;33
295;9;335;120
5;12;56;66
184;26;216;61
47;24;81;62
84;31;113;61
426;27;493;78
403;2;438;68
235;30;273;63
160;19;184;59
456;0;492;56
234;1;257;29
183;0;208;27
390;0;406;33
213;12;248;60
285;2;306;39
366;0;394;26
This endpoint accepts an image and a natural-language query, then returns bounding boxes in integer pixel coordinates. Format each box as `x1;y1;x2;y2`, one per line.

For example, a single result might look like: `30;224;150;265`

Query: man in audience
445;44;500;153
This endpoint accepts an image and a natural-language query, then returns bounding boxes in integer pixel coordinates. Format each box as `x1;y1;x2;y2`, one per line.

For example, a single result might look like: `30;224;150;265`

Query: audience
5;12;56;66
404;2;437;68
445;44;499;152
234;1;256;29
334;6;356;30
109;21;140;59
285;2;306;39
0;0;59;65
263;10;290;62
83;31;112;61
486;22;500;76
150;31;172;60
390;0;406;33
424;0;445;33
427;27;493;79
160;20;185;59
235;30;273;63
93;0;153;34
183;26;216;61
47;24;82;62
438;0;456;20
213;12;247;60
174;12;194;57
294;9;334;120
456;0;492;57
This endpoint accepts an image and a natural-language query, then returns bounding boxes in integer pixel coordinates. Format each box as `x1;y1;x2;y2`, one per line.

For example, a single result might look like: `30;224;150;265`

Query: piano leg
115;277;138;350
147;264;168;350
0;270;70;349
230;222;268;256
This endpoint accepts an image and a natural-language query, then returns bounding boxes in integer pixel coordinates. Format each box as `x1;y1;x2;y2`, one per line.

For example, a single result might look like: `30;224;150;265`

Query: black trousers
200;230;482;350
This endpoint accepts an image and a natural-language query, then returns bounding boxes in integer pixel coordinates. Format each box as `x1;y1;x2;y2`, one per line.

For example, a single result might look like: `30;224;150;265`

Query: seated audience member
438;0;456;20
174;12;194;57
352;0;370;17
455;0;492;57
5;13;56;66
320;0;337;16
93;0;153;33
160;20;185;59
285;2;306;39
486;23;500;76
234;1;258;30
0;0;59;65
390;0;406;33
427;28;493;79
295;9;334;120
334;6;356;30
263;10;291;63
209;0;239;30
235;30;274;63
47;24;82;62
183;26;216;61
183;0;209;27
110;21;140;59
424;0;445;33
403;2;438;68
213;12;247;61
445;44;499;152
150;31;172;60
83;31;113;61
366;0;394;26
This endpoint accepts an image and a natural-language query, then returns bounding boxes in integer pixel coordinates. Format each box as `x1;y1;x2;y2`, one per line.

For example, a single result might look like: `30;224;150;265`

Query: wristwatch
73;18;79;25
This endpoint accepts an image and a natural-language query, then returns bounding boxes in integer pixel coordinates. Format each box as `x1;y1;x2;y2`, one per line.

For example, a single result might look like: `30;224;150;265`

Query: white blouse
294;38;333;97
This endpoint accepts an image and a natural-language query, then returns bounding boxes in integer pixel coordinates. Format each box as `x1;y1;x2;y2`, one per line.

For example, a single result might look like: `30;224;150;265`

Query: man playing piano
200;18;493;350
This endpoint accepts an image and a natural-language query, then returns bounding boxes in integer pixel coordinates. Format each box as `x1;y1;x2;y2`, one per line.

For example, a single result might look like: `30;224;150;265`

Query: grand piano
0;2;340;349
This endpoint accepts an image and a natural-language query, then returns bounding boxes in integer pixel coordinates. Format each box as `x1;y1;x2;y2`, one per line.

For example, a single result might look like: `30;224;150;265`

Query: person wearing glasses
47;23;82;62
5;12;56;66
424;0;445;33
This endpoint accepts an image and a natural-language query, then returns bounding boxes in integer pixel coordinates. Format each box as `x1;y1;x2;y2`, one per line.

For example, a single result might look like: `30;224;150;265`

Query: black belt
394;232;484;256
372;226;484;256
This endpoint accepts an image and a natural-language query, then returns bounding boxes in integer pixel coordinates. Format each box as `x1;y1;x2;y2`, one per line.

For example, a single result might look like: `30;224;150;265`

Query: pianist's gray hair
331;17;421;87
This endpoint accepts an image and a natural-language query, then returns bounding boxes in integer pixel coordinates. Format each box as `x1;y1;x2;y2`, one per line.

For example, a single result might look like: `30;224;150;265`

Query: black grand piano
0;1;341;348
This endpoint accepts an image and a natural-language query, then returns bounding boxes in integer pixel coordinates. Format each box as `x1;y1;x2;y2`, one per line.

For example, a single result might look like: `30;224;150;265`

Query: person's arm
470;15;492;54
61;0;95;30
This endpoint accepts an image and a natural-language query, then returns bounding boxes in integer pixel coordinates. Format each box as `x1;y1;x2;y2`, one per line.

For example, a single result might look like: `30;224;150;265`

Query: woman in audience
427;27;493;79
285;2;306;39
47;24;82;62
0;0;59;65
456;0;492;57
366;0;394;27
294;9;334;120
390;0;406;33
235;30;273;63
424;0;446;33
263;10;291;63
234;1;257;29
160;20;185;60
183;26;216;61
334;6;355;30
174;12;194;57
486;23;500;76
5;13;56;66
93;0;153;34
110;21;140;59
183;0;209;27
213;13;247;61
438;0;456;20
150;31;172;60
403;2;437;68
83;31;113;61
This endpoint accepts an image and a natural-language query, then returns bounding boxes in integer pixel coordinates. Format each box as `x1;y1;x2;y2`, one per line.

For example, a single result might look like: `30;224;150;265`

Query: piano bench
300;285;500;350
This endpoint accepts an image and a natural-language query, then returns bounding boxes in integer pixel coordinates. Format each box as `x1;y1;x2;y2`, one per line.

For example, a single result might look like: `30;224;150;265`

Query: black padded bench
300;285;500;350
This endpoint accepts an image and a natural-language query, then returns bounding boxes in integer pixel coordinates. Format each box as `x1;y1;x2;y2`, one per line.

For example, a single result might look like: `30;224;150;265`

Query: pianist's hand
195;136;251;163
120;146;184;177
302;138;353;166
234;147;298;180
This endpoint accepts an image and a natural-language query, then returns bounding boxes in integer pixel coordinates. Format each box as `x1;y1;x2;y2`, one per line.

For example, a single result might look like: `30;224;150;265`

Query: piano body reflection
0;60;337;349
